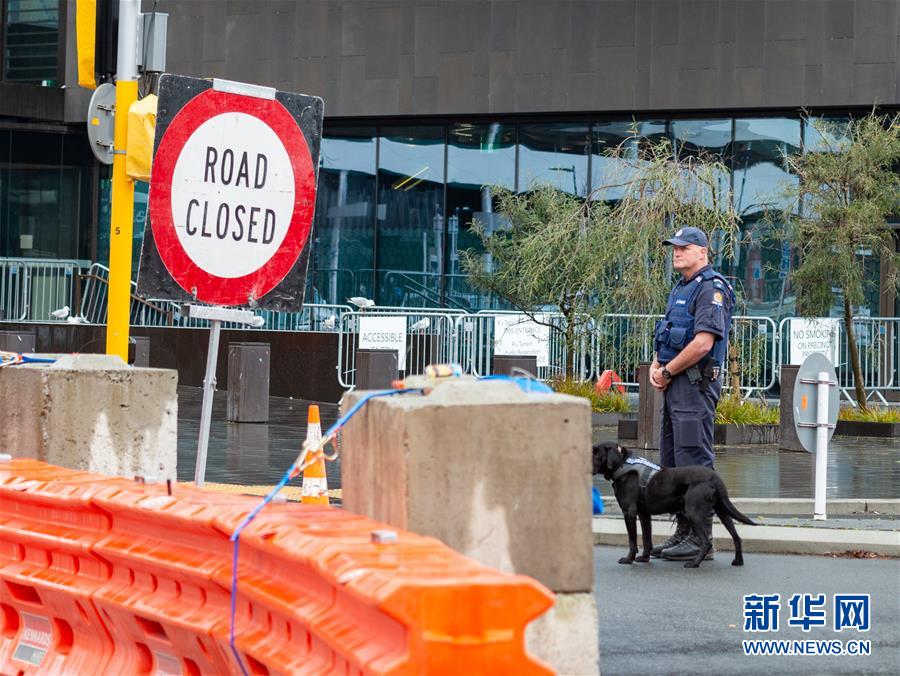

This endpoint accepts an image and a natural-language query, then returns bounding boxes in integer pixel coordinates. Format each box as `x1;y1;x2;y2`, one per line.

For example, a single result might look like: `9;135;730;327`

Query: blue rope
227;388;424;674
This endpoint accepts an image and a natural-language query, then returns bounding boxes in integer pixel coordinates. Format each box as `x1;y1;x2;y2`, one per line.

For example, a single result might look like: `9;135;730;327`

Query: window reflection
672;119;732;214
803;116;881;317
1;130;92;261
446;122;515;310
519;123;590;196
376;127;445;307
732;118;801;313
310;128;376;305
4;0;59;83
591;120;667;202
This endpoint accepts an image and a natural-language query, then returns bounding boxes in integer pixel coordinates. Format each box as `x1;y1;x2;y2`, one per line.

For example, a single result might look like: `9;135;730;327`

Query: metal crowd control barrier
590;314;662;388
163;302;352;332
778;317;898;404
456;311;590;382
590;314;777;395
0;257;83;322
337;309;460;389
80;263;173;326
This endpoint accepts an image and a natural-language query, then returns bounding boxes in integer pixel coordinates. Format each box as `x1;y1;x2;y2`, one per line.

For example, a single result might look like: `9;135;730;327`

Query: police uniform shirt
677;264;735;343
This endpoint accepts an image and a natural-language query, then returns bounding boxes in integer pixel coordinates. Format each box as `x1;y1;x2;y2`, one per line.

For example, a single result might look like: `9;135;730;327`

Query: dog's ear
605;445;625;476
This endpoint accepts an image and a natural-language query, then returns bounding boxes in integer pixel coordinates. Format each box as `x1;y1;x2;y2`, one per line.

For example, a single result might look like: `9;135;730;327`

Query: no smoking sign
137;75;323;311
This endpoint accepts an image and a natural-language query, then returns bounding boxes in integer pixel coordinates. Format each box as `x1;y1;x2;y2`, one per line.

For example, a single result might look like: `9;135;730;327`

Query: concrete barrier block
0;354;177;480
341;378;593;593
525;592;599;676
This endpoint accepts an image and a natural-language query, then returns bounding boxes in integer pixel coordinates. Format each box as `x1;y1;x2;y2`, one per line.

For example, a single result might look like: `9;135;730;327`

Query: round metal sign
148;85;316;307
86;83;116;165
792;352;840;453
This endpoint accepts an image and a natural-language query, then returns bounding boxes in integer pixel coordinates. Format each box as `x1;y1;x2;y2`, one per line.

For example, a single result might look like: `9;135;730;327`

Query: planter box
617;420;778;444
834;420;900;438
591;411;635;427
714;424;778;445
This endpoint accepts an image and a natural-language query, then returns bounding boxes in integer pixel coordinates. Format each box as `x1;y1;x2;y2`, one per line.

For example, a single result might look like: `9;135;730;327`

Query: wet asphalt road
594;545;900;675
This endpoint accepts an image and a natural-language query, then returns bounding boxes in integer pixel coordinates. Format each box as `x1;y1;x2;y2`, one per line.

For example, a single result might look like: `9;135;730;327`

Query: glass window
445;122;516;310
3;0;59;84
671;119;733;212
376;126;445;307
518;123;590;196
1;130;91;261
731;118;801;314
803;116;882;318
309;127;376;305
591;120;667;202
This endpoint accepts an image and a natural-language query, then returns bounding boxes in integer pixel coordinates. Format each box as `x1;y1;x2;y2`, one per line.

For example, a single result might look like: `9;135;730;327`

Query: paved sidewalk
593;514;900;557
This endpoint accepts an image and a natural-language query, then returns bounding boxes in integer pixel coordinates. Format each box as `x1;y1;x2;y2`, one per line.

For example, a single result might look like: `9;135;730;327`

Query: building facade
1;0;898;319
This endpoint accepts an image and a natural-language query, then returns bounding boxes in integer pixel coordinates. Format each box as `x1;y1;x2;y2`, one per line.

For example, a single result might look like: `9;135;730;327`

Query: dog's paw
617;557;634;565
683;561;701;568
732;559;744;566
635;555;650;563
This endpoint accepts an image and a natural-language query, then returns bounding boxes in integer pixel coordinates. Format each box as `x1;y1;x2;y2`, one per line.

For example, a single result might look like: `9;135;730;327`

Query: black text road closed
138;76;323;311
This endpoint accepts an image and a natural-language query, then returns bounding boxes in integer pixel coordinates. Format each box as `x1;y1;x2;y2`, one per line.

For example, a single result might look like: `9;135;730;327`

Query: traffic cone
301;405;329;505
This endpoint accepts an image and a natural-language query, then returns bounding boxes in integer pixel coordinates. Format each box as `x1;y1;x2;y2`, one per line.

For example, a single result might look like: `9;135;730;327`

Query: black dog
593;443;757;568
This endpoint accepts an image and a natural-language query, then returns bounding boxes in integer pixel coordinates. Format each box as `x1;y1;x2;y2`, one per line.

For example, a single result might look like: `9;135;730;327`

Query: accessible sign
358;315;407;370
789;318;840;365
137;76;323;311
493;314;550;367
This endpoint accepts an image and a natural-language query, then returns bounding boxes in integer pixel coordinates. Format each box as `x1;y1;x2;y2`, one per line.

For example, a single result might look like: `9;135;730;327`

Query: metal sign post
793;352;840;520
187;305;264;486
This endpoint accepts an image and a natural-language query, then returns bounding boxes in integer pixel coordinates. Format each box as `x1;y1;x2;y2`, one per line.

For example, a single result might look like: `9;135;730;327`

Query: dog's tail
714;475;758;525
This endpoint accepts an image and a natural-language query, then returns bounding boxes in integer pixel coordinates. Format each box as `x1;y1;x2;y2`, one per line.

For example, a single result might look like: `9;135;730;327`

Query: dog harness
613;456;662;497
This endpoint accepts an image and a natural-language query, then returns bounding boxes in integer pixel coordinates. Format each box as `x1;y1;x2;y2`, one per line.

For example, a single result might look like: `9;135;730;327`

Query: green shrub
838;406;900;423
715;393;779;425
550;376;631;413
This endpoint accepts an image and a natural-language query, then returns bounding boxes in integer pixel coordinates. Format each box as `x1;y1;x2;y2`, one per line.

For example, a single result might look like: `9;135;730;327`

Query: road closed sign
137;76;323;311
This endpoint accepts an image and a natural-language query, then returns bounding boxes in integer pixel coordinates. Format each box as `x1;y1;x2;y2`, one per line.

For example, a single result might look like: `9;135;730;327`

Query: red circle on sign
149;88;315;306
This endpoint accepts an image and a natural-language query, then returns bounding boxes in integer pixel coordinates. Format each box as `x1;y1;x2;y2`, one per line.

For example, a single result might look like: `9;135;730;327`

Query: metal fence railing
778;317;898;404
337;309;460;389
4;256;897;402
0;257;83;322
589;314;778;396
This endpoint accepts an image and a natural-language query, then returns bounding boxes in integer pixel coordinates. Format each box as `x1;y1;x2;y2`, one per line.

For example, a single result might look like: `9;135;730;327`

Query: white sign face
493;314;550;367
789;318;840;365
170;112;295;279
358;315;407;370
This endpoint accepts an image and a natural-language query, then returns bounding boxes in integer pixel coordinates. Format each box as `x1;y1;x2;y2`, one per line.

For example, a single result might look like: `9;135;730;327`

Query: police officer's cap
663;226;708;248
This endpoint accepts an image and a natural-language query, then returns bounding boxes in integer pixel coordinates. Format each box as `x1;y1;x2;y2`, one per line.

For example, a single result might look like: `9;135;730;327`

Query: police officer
648;226;735;562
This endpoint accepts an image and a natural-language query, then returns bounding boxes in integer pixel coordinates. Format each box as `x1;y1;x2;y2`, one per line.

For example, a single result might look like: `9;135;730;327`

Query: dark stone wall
4;323;345;403
153;0;900;116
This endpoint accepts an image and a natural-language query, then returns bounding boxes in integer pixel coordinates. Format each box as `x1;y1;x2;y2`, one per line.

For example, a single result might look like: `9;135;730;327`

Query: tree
461;135;739;378
781;113;900;411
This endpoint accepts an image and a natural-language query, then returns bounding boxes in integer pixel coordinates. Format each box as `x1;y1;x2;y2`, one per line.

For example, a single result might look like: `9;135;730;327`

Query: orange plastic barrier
0;459;554;675
595;369;626;395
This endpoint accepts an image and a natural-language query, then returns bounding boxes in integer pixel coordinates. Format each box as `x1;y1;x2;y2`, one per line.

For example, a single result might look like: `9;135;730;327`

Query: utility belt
684;358;720;392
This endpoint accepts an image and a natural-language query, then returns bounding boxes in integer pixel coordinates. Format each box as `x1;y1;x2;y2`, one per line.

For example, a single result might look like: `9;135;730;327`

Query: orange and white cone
301;405;329;504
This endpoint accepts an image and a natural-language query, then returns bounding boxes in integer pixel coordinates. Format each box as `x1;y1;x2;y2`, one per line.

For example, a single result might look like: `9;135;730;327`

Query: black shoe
650;532;685;558
650;515;691;558
660;535;714;561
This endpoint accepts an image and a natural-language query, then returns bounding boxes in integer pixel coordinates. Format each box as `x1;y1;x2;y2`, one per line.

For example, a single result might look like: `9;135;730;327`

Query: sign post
792;352;840;520
105;0;140;362
138;74;323;485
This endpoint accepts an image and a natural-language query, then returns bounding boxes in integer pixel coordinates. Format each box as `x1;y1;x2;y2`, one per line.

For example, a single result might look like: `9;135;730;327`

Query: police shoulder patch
712;291;724;306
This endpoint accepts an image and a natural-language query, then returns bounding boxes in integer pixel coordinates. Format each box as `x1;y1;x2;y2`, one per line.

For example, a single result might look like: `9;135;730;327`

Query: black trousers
659;373;720;469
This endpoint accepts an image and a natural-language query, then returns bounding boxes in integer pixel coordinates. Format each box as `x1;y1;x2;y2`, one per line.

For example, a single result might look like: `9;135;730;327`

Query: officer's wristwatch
661;367;673;381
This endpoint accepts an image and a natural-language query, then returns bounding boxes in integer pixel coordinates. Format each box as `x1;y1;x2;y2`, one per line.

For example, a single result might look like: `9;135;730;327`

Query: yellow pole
105;0;140;361
105;78;138;360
